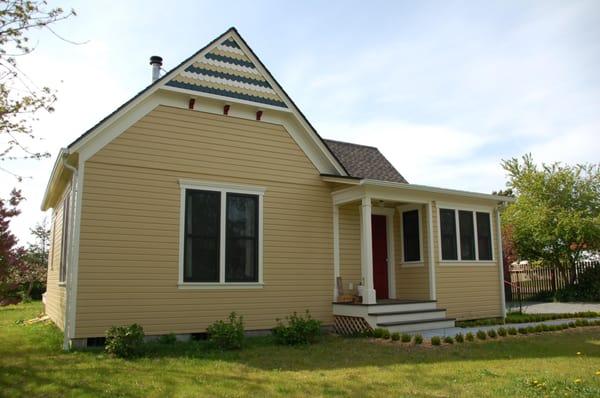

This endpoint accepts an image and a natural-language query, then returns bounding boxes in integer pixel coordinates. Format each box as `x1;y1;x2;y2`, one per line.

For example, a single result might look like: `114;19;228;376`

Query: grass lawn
1;302;600;397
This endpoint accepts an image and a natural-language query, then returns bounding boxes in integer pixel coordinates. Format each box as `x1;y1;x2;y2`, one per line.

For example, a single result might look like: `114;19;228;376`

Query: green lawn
1;302;600;397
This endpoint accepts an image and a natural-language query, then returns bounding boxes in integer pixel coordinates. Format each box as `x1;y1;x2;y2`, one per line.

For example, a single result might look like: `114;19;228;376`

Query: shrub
487;329;497;338
508;327;517;335
568;321;576;328
272;310;321;346
555;266;600;302
373;328;386;338
391;332;400;341
401;333;411;343
381;329;391;340
455;333;464;343
413;334;423;345
560;323;569;330
465;332;475;342
518;327;528;335
541;324;550;332
105;323;145;358
158;333;177;345
476;330;487;340
526;326;536;333
534;324;544;333
207;312;245;350
497;327;507;337
431;336;441;346
443;336;454;344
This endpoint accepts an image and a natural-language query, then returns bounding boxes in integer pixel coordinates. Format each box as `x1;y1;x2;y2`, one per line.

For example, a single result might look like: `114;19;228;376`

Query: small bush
443;336;454;344
560;323;569;330
465;332;475;342
158;333;177;345
207;312;245;350
413;334;423;344
487;329;497;338
381;329;391;340
497;327;507;337
526;326;536;333
455;333;464;343
401;333;411;343
508;327;517;335
272;310;321;346
105;323;145;358
431;336;441;346
534;324;544;333
476;330;487;340
362;329;375;338
518;327;528;335
391;332;400;341
373;328;386;338
541;324;550;332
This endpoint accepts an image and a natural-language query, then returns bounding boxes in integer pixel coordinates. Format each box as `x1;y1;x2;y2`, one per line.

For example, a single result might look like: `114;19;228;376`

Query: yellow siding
394;205;430;300
431;201;502;320
44;186;69;330
75;106;334;338
338;204;361;294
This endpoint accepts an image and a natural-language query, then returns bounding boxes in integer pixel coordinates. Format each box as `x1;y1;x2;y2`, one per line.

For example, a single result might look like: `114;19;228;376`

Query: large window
402;209;421;262
180;181;263;286
59;193;70;283
439;207;493;262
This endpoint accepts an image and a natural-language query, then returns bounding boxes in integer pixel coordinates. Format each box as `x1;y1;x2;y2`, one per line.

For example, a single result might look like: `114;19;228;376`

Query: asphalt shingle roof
323;139;408;183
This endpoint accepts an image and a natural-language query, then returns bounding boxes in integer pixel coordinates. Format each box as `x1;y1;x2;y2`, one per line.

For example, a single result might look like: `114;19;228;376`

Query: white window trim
178;179;265;289
397;205;425;267
437;202;495;266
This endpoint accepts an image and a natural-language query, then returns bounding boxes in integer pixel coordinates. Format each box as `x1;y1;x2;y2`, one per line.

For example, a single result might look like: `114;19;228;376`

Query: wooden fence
506;260;599;301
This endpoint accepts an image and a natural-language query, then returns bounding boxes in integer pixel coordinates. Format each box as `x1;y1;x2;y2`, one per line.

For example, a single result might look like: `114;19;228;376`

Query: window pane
459;211;475;260
184;189;220;282
477;212;493;260
440;209;457;260
402;210;420;262
226;194;258;282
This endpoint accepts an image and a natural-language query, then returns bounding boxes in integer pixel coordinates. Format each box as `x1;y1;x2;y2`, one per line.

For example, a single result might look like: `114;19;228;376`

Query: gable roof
324;139;408;183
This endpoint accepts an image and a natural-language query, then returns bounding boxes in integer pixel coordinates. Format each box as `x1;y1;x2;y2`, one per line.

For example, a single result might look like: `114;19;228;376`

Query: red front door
371;215;389;299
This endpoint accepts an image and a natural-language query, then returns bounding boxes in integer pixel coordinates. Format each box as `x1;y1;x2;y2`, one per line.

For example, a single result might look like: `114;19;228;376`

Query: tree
0;188;23;301
0;1;75;178
9;219;49;299
501;154;600;283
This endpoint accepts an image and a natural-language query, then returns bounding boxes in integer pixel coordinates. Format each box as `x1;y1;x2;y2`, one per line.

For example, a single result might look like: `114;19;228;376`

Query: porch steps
332;300;456;334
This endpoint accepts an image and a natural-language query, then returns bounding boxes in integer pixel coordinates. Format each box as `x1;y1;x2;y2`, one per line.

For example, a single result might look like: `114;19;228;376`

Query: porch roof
326;177;516;205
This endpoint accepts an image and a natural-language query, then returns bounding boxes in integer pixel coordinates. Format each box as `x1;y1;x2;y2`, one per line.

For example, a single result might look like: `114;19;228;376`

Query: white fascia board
359;179;515;203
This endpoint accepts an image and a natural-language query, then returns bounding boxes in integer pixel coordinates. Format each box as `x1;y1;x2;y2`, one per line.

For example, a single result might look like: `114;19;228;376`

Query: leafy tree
9;219;49;299
0;188;23;301
501;154;600;283
0;0;76;178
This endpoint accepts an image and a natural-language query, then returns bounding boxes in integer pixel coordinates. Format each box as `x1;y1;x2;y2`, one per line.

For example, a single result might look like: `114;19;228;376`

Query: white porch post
333;204;340;301
496;208;507;317
427;201;437;301
360;196;377;304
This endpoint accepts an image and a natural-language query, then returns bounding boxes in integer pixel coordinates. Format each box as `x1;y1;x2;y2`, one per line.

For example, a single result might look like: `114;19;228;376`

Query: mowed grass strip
1;302;599;397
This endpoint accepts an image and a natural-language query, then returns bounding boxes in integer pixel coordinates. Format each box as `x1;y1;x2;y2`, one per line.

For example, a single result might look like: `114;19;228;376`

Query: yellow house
41;28;511;349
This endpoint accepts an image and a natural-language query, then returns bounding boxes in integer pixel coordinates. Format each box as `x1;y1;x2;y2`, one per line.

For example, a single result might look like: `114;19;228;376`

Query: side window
439;209;457;260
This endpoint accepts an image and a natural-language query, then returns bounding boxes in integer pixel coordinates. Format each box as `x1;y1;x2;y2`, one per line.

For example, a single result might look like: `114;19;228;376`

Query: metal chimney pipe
149;55;163;82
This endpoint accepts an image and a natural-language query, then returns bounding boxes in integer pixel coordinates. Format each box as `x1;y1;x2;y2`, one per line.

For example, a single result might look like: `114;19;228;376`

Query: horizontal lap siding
431;201;502;320
44;188;68;330
394;206;430;300
75;106;333;337
338;204;361;294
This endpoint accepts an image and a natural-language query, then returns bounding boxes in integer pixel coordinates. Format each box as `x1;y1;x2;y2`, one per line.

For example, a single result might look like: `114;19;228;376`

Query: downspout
61;151;78;350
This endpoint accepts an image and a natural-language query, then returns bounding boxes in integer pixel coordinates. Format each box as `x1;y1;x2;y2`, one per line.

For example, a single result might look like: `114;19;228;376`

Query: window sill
177;282;264;290
439;261;496;266
58;282;67;287
400;261;425;268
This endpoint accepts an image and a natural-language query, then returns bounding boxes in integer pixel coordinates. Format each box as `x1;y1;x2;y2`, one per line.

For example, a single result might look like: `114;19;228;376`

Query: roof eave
360;179;516;203
40;148;68;211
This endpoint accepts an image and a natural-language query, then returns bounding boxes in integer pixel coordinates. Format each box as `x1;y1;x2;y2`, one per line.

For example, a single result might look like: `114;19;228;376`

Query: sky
2;0;599;244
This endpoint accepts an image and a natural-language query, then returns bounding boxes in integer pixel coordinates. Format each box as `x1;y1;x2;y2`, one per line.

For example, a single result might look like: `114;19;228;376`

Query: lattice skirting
334;315;372;335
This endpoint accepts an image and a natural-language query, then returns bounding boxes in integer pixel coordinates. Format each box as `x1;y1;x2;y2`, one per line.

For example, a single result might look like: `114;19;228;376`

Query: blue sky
2;0;599;242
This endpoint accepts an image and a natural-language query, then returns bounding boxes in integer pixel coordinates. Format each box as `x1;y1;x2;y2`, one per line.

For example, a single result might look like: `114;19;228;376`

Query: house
42;27;511;349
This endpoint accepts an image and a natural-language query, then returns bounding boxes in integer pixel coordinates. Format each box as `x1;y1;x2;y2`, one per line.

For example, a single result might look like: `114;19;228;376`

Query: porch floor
333;299;436;306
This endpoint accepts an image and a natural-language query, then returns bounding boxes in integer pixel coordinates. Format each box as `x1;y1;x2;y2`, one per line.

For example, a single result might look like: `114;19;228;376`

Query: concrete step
367;300;437;314
373;308;447;324
377;317;456;333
